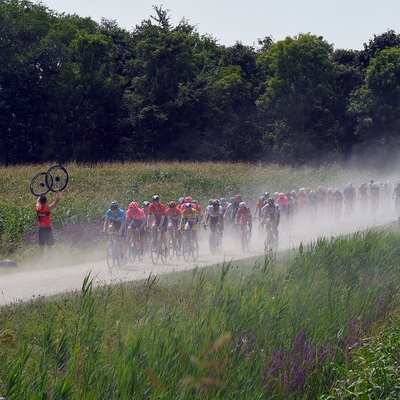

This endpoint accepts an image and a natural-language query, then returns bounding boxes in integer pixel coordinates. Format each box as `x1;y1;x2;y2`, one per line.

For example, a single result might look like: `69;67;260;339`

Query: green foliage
1;2;400;164
1;228;400;397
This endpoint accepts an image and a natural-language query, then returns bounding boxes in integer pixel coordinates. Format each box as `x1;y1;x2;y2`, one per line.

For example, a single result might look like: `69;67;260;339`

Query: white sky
37;0;399;50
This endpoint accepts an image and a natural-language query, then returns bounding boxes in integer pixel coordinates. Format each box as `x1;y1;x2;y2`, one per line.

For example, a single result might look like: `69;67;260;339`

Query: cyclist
204;199;224;238
297;188;308;213
192;199;202;229
370;183;380;211
325;188;334;215
254;196;265;219
343;184;354;214
180;202;199;248
103;200;127;259
263;192;271;205
148;195;169;251
36;190;61;258
393;183;400;214
166;201;182;251
126;201;146;256
230;194;242;222
276;192;288;211
261;197;280;240
236;201;252;237
220;197;229;218
333;188;343;218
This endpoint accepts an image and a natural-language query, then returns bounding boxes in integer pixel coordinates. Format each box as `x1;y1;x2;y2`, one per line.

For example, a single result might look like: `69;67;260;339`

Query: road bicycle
239;222;251;252
150;228;169;264
204;223;222;255
264;218;278;252
107;232;126;270
127;228;143;263
182;229;198;261
30;165;69;196
168;227;181;259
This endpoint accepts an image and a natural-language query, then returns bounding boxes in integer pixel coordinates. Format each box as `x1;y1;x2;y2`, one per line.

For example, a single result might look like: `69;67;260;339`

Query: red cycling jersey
36;204;52;227
148;202;167;219
236;207;252;224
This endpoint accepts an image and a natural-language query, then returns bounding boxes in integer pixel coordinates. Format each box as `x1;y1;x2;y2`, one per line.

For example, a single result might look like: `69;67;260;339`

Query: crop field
0;162;400;398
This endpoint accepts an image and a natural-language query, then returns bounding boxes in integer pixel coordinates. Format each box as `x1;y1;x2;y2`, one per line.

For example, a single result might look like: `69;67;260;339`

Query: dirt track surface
0;209;398;307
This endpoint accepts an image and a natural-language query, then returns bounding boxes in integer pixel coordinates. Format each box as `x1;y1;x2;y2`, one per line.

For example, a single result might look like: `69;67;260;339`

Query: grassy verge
1;228;400;398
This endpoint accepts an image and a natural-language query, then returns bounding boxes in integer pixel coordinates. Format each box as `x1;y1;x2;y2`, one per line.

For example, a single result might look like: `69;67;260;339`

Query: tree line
1;0;400;166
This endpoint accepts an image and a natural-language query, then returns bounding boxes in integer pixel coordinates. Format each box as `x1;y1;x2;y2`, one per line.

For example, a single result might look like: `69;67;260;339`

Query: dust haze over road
0;197;398;307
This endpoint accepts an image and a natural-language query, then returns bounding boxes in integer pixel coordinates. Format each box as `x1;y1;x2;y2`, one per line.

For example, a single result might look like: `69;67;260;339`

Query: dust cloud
1;166;400;306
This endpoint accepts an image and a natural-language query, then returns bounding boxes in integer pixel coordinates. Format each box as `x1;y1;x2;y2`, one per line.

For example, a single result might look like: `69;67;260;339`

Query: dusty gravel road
0;209;398;307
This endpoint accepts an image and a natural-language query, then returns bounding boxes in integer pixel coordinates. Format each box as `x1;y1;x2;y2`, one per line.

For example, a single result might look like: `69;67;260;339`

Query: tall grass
0;162;378;256
1;229;399;398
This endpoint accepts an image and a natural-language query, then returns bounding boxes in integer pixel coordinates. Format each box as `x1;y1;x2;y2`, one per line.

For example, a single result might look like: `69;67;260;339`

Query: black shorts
38;227;54;246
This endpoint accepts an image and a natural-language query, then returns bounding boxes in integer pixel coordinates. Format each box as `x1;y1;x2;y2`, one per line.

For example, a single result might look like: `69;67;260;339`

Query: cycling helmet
220;197;227;204
327;188;332;192
258;196;264;202
239;201;246;208
178;197;184;204
264;192;270;197
208;198;213;205
192;200;198;205
152;195;160;202
169;201;176;208
184;196;193;203
335;188;340;193
142;201;150;207
185;202;192;209
300;188;305;193
267;197;275;204
291;190;296;196
235;194;242;201
129;201;138;210
279;192;285;198
212;199;220;206
230;197;235;203
274;192;279;198
110;201;118;210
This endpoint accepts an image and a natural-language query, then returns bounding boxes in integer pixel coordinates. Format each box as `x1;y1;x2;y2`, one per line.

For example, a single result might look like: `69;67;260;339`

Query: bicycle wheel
190;236;198;261
107;242;115;270
30;172;51;196
46;165;69;192
241;231;247;252
182;236;191;261
168;235;175;259
128;237;137;263
209;231;216;255
150;239;159;264
160;241;168;264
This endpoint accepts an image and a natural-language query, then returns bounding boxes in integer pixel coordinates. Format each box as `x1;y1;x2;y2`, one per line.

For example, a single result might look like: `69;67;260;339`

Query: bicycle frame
182;229;198;261
107;233;124;269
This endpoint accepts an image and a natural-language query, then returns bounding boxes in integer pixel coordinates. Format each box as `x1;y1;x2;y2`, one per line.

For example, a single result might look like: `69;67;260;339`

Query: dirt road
0;209;397;307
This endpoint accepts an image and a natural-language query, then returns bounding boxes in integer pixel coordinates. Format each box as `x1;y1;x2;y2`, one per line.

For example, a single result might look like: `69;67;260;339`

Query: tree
348;47;400;157
256;34;336;163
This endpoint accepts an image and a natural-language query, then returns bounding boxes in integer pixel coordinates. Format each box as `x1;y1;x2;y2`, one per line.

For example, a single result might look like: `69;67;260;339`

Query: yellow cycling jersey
181;208;198;220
